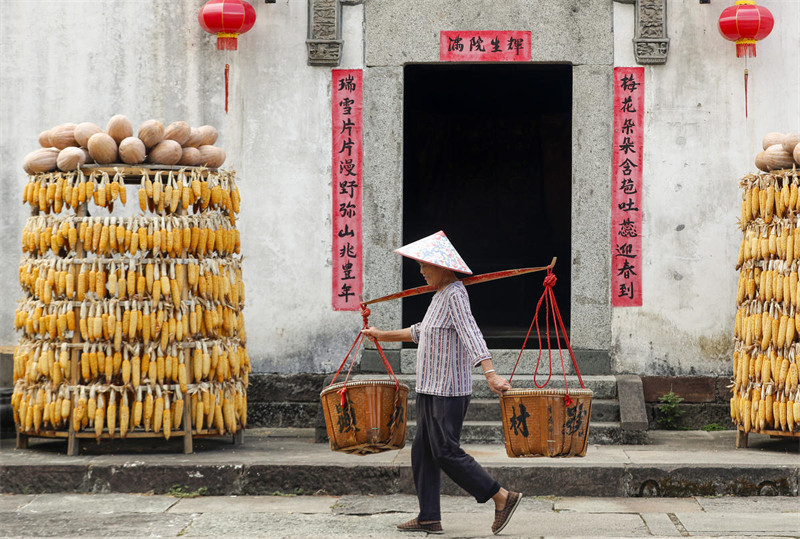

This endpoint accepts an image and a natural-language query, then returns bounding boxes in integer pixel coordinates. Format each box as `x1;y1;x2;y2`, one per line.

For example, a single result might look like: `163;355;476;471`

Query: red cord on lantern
224;63;230;114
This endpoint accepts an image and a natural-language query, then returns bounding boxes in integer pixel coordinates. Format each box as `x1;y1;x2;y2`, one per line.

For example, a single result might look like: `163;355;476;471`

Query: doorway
402;64;572;348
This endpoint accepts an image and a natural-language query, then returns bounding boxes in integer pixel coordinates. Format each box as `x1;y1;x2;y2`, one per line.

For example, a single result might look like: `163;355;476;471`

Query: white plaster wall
612;0;800;375
0;0;366;374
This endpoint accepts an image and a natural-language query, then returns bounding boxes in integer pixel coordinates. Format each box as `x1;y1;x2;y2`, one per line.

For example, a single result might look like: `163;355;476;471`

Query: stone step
349;374;618;400
405;420;626;445
398;348;612;376
406;398;620;423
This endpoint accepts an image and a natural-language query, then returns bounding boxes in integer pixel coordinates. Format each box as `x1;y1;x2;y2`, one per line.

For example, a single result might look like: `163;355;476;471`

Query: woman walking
362;231;522;535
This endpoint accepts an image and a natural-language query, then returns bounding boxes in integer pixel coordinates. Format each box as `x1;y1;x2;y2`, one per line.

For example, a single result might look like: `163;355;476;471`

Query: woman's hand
486;372;511;396
361;326;383;343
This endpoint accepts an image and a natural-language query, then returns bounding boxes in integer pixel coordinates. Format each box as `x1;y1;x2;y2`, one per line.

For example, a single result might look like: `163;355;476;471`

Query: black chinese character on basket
387;403;405;428
336;401;359;434
562;402;587;436
509;404;530;437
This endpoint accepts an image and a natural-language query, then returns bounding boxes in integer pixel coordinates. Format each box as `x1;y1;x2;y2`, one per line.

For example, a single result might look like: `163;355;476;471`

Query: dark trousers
413;393;501;522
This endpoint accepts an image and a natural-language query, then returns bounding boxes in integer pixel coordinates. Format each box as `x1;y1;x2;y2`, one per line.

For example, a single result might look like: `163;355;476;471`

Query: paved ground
0;493;798;538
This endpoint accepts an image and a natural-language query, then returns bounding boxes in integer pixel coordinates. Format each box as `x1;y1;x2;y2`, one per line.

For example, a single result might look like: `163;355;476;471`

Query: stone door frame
359;1;614;370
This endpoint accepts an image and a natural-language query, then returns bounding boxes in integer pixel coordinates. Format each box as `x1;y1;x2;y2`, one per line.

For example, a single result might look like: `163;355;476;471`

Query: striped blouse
410;281;491;397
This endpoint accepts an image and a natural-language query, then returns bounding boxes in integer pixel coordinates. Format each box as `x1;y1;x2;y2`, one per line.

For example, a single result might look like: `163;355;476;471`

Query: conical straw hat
394;231;472;274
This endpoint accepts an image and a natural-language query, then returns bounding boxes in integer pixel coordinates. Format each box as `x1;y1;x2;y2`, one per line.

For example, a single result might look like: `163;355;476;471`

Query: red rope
224;63;230;114
508;269;585;405
327;303;400;406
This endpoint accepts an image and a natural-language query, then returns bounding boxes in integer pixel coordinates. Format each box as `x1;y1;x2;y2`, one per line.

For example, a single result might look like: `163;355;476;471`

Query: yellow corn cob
793;394;800;428
153;386;164;433
170;388;183;430
779;357;790;389
131;352;141;389
94;393;105;440
193;345;203;382
148;353;157;383
194;393;204;432
779;397;787;430
61;389;71;425
742;396;751;433
223;392;235;434
163;393;172;440
788;362;799;393
177;357;188;393
144;387;154;432
107;391;117;439
787;395;795;432
133;388;143;428
214;393;224;433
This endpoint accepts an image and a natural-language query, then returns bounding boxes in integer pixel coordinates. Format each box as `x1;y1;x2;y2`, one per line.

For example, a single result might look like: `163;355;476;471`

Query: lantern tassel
225;63;230;114
216;33;240;51
736;42;757;58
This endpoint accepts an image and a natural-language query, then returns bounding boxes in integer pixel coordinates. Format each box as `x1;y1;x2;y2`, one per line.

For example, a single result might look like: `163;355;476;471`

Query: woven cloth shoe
492;491;522;535
397;518;444;534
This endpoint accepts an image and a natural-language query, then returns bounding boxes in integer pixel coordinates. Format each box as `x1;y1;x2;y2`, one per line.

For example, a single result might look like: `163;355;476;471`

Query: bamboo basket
320;379;408;455
500;388;593;458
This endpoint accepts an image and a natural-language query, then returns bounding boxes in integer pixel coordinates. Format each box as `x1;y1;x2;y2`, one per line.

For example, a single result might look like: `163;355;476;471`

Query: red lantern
718;0;774;58
198;0;257;51
199;0;257;113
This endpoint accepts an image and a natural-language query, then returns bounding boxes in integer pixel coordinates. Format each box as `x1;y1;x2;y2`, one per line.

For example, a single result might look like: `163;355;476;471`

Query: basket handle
508;269;585;403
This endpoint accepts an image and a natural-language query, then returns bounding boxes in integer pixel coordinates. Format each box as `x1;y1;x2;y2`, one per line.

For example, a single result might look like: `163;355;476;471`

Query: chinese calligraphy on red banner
612;67;644;307
332;69;363;310
440;31;531;62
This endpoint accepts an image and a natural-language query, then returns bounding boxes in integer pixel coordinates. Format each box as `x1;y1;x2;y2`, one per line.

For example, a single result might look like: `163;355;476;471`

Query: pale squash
138;119;165;149
184;128;203;147
50;123;79;150
755;151;769;172
87;132;118;164
119;136;147;165
197;145;225;168
794;144;800;167
782;133;800;155
74;122;104;148
197;125;218;146
23;148;59;174
763;132;785;151
57;147;87;171
107;114;133;143
164;121;191;146
177;146;201;166
764;144;795;171
147;140;182;165
38;130;52;148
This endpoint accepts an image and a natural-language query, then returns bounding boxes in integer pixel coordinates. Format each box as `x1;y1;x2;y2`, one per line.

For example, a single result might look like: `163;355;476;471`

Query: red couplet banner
332;69;363;311
440;31;531;62
611;67;644;307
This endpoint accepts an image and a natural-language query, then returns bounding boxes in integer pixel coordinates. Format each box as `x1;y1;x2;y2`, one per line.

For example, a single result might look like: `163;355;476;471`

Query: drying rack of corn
733;167;800;448
11;164;250;455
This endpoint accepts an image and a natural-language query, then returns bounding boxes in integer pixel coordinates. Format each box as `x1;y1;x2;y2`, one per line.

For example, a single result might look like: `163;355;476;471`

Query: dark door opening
402;64;572;348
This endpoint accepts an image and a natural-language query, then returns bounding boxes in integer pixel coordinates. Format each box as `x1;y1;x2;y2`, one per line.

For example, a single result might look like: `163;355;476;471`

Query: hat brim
393;250;473;275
